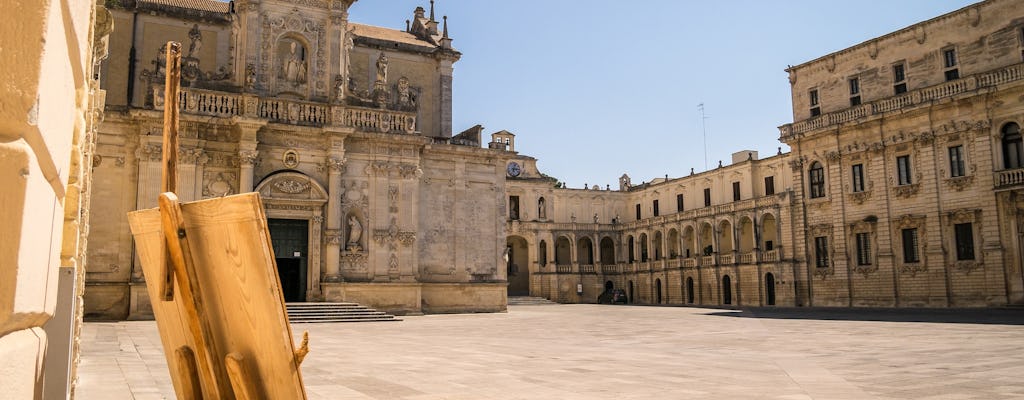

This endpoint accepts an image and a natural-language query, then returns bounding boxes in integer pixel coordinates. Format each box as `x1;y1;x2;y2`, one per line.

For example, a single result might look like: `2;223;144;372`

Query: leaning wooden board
128;192;307;399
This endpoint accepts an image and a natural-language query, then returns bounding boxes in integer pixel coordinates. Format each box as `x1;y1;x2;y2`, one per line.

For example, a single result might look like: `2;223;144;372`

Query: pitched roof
136;0;230;13
350;23;439;50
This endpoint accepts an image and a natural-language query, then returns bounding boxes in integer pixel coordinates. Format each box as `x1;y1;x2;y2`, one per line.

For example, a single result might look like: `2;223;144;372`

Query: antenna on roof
698;103;710;171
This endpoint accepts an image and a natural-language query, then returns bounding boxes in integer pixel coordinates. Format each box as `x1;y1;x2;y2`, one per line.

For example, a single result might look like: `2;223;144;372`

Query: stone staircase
286;302;400;323
508;296;559;306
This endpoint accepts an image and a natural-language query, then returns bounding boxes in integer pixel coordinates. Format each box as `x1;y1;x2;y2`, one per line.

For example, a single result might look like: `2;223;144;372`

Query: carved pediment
255;171;328;202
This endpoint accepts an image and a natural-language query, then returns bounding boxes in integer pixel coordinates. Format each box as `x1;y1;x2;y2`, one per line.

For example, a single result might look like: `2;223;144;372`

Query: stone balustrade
682;258;697;268
153;85;417;134
719;253;735;265
579;264;595;274
738;252;755;264
762;249;779;262
601;264;619;274
780;62;1024;139
701;255;715;266
555;264;572;273
995;168;1024;188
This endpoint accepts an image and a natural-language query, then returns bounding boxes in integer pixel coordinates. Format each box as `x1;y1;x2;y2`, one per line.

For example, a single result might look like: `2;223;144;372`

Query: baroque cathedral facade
86;0;509;319
85;0;1024;320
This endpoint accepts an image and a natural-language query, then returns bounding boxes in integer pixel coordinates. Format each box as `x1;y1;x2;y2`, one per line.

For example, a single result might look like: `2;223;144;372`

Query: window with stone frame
809;89;820;117
764;176;775;196
893;62;907;94
849;77;861;106
942;47;959;81
892;214;927;275
703;188;711;207
653;199;659;217
851;164;865;192
808;162;826;198
810;223;833;274
1002;122;1023;170
948;145;965;177
676;193;684;212
945;208;982;274
848;220;877;275
896;155;912;185
814;236;829;268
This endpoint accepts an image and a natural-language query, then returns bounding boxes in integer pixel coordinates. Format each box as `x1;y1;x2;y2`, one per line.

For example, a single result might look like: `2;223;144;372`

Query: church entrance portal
269;218;309;302
507;236;530;296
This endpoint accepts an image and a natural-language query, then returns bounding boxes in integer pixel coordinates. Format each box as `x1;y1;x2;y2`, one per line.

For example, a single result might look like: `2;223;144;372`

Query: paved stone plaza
77;304;1024;399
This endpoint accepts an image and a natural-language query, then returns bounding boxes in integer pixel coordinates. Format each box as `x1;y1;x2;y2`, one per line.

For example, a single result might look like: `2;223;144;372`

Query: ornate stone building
501;0;1024;308
85;0;508;319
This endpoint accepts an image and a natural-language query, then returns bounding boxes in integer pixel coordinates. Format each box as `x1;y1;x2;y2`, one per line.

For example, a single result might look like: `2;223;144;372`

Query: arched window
538;240;547;265
1003;123;1023;170
808;162;826;198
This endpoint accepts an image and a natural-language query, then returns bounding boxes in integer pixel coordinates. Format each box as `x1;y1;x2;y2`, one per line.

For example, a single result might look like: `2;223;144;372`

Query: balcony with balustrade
151;85;418;135
779;62;1024;141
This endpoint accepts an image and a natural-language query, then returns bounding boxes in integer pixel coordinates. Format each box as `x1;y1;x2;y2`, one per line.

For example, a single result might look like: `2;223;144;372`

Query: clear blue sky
349;0;978;188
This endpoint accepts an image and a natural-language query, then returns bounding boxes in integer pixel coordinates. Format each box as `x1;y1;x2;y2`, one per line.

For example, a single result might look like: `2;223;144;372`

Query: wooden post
160;41;182;301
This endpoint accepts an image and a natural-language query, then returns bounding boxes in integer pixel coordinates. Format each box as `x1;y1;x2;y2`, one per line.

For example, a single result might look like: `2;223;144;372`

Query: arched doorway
722;275;733;305
577;237;594;265
765;273;776;306
686;277;695;303
555;236;572;266
599;237;616;265
628;280;634;304
655;278;663;304
507;236;530;296
256;171;328;301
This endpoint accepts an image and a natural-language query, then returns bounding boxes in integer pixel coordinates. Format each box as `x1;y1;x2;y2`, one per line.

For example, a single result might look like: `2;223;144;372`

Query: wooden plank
128;192;307;399
160;40;182;301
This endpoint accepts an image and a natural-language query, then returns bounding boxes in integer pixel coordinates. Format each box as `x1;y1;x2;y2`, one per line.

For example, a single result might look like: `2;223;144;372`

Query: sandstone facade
504;0;1024;308
85;0;508;319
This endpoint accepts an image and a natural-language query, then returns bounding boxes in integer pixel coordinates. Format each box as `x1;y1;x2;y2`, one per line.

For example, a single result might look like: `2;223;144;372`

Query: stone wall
0;0;105;397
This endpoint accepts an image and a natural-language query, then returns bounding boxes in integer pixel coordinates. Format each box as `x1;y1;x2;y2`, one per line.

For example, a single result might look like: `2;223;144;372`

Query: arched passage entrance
599;237;616;265
507;235;530;296
655;278;663;304
765;273;776;306
722;275;733;305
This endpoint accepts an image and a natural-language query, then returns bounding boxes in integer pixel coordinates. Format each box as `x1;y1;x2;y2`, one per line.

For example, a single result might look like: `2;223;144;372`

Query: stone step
286;302;400;323
508;296;558;305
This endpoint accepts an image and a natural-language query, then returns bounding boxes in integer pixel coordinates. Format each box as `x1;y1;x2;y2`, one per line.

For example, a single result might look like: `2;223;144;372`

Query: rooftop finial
442;15;449;38
406;19;410;32
429;0;435;21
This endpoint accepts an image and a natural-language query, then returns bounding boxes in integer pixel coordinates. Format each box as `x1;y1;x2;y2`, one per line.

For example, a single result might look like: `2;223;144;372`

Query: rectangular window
509;196;520;220
893;63;907;94
809;165;826;198
703;188;711;207
943;48;960;81
653;200;660;217
852;164;864;193
809;89;820;117
902;228;920;263
635;204;641;220
732;182;741;201
856;232;872;266
897;155;912;185
955;223;975;260
814;236;829;268
676;194;684;212
949;145;965;177
849;78;861;106
764;176;775;196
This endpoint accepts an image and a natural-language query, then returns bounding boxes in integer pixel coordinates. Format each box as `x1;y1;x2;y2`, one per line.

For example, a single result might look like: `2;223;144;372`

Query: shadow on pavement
704;307;1024;325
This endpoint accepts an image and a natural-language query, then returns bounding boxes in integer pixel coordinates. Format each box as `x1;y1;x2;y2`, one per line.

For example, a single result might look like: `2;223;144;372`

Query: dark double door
268;219;309;302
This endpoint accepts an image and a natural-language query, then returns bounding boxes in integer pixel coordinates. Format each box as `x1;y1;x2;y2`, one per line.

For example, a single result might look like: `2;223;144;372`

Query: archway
699;223;714;256
639;233;649;262
599;237;616;265
628;280;634;304
682;226;695;258
762;214;778;251
719;220;734;253
538;240;548;266
255;171;327;301
653;231;664;260
765;273;776;306
507;235;530;296
738;217;755;253
722;275;733;305
577;237;594;265
555;236;572;266
655;278;663;304
627;235;635;262
686;277;695;303
667;228;680;259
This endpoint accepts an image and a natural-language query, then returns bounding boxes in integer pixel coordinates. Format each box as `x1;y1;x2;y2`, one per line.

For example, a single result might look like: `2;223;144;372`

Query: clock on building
506;162;522;177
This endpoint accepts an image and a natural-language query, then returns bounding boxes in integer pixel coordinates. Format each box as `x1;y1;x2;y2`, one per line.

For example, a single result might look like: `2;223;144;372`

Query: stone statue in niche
395;76;417;111
347;216;363;251
375;52;389;84
245;63;256;89
538;198;546;220
280;40;308;85
187;24;202;57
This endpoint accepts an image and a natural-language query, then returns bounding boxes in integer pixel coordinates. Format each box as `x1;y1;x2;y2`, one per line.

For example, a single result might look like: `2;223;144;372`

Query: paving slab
77;305;1024;399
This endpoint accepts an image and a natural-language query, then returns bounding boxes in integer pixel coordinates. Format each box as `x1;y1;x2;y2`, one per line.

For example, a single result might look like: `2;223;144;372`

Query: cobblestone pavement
77;305;1024;399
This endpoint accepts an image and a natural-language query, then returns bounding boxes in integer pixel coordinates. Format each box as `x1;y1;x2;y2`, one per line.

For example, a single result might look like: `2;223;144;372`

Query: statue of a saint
538;198;546;220
347;216;363;247
375;52;389;84
187;24;202;57
283;42;305;84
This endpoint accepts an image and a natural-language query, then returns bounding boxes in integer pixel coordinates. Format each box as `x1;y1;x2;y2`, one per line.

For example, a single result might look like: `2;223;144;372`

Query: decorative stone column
232;117;266;192
323;156;345;281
